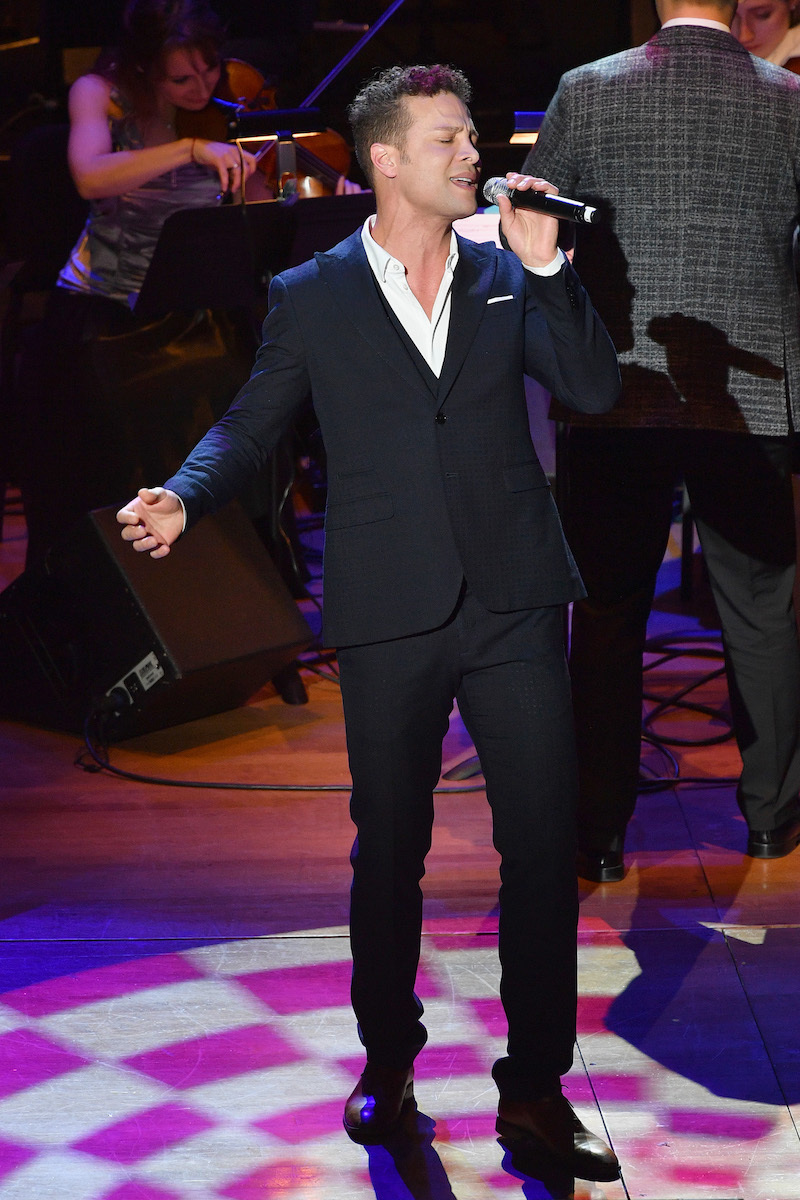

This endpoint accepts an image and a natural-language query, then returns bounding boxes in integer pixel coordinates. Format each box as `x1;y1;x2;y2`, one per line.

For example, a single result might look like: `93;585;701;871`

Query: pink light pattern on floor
102;1183;182;1200
123;1022;302;1088
1;954;203;1018
220;1157;328;1199
0;927;794;1198
664;1108;774;1140
237;956;442;1016
0;1137;35;1180
255;1098;346;1144
73;1102;217;1163
0;1028;89;1098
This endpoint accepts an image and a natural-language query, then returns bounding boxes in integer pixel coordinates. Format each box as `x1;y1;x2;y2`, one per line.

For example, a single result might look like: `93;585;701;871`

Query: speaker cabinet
0;501;313;739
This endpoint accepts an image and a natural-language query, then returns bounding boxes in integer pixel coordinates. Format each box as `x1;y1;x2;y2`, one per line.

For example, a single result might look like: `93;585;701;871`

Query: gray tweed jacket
525;25;800;434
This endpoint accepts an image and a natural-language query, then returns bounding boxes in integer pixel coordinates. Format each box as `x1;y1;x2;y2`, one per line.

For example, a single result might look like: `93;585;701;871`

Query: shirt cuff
176;493;187;533
523;248;566;276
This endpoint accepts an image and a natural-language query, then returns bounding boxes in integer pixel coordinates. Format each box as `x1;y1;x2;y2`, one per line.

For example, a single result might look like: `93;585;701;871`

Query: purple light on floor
566;1072;648;1103
100;1182;181;1200
666;1108;775;1140
429;932;499;952
123;1023;301;1088
255;1099;345;1144
0;1137;36;1181
0;1029;89;1099
469;996;505;1036
337;1043;488;1092
576;994;613;1034
220;1158;325;1198
669;1163;746;1189
484;1172;528;1190
235;959;353;1014
74;1102;217;1164
413;1043;487;1079
2;955;204;1018
237;956;441;1016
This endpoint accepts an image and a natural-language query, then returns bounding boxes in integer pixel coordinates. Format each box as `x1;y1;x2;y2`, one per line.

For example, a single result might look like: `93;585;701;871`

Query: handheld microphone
482;177;600;224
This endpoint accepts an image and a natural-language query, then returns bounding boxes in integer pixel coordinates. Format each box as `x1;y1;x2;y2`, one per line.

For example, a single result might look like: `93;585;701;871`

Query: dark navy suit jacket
166;229;620;646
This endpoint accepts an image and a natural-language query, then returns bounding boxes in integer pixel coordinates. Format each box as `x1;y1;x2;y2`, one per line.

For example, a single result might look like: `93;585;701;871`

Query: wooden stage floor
0;502;798;1200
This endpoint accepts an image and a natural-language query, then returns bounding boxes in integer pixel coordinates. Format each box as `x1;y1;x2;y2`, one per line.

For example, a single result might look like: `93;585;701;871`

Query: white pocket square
487;294;514;305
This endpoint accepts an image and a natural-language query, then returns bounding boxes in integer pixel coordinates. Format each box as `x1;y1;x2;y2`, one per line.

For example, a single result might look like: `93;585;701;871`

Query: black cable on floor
435;629;740;790
637;628;738;790
74;688;485;795
73;620;739;795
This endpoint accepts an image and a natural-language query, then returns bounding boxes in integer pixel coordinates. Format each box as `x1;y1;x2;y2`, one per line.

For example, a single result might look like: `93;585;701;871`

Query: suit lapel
375;295;441;397
315;229;498;404
437;235;497;402
315;232;434;399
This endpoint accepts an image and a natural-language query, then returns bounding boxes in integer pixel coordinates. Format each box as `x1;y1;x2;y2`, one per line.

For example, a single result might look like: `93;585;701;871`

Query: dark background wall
0;0;638;186
2;0;634;115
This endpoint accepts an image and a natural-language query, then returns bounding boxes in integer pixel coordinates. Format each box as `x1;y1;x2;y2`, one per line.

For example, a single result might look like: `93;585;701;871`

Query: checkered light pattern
0;921;793;1199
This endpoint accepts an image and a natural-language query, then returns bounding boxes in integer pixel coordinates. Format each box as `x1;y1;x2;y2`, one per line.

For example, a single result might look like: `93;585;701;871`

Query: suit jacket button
435;413;447;424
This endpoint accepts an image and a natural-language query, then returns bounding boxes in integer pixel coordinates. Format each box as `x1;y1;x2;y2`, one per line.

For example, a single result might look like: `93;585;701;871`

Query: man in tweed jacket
525;0;800;879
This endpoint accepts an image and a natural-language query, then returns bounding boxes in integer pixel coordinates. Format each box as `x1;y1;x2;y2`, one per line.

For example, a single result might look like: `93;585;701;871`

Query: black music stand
134;201;294;320
130;193;376;600
285;190;375;267
132;204;298;607
133;191;377;320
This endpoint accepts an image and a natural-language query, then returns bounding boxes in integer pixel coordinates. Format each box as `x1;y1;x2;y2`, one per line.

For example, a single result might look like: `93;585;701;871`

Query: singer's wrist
523;248;565;276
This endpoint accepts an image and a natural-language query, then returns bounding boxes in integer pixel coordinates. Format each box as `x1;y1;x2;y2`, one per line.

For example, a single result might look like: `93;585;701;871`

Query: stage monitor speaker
0;501;313;740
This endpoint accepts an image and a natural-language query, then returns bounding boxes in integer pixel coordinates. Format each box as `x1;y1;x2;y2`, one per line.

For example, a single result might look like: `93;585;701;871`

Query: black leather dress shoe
577;834;625;883
496;1092;620;1182
747;812;800;859
343;1064;415;1144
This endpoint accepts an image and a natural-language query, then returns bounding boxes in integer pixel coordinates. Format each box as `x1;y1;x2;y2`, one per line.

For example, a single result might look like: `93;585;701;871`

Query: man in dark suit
117;64;620;1178
525;0;800;883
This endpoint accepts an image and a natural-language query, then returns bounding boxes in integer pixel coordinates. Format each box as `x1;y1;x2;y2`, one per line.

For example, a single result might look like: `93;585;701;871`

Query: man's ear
370;142;399;180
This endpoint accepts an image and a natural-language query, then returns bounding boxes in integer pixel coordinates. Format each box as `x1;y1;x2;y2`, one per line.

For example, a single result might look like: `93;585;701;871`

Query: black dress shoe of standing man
747;810;800;859
496;1092;620;1182
576;833;625;883
343;1064;416;1144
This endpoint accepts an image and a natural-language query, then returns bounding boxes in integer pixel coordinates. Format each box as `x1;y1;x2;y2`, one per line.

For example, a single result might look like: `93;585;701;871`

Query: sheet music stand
133;202;295;320
133;192;377;320
130;192;376;595
285;191;375;267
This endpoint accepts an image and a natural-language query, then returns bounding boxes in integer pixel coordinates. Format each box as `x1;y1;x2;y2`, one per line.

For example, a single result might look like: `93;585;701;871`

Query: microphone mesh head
482;177;508;205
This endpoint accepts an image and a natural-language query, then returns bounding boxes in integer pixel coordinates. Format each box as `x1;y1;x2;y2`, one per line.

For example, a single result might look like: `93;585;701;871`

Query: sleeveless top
58;86;221;308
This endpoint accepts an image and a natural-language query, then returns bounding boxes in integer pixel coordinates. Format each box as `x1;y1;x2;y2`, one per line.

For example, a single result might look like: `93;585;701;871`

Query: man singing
117;63;620;1179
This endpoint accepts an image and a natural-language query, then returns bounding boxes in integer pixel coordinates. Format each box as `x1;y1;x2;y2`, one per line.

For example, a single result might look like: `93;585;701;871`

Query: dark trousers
564;427;800;844
337;585;579;1102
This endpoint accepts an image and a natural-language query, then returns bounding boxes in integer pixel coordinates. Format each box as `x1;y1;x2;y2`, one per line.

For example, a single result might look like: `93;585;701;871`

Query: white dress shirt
660;18;731;33
361;217;458;377
361;215;564;378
